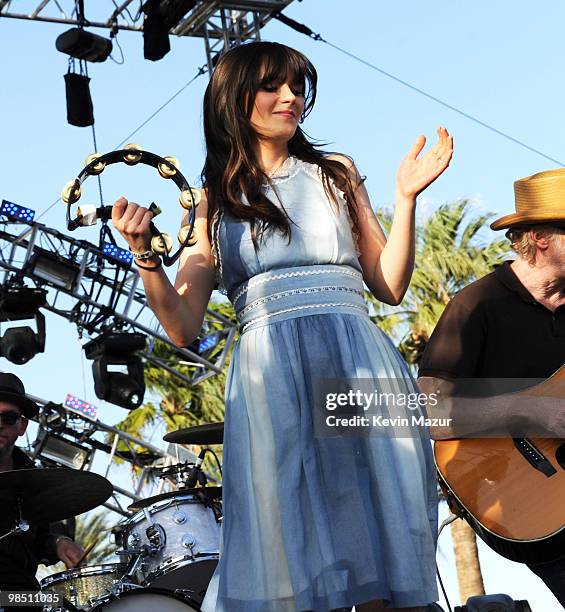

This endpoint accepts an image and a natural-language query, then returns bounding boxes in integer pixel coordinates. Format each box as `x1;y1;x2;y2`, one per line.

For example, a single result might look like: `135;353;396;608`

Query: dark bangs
243;42;317;120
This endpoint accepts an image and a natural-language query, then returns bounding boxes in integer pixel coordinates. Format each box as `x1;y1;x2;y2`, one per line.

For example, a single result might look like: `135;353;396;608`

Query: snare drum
40;563;126;610
89;588;199;610
122;491;220;602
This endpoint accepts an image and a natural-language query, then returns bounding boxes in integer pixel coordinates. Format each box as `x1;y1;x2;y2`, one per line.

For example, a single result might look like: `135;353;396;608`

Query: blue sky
1;1;564;608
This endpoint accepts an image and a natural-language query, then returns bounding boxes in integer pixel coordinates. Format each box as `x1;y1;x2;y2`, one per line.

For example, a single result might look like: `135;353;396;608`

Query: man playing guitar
418;168;565;605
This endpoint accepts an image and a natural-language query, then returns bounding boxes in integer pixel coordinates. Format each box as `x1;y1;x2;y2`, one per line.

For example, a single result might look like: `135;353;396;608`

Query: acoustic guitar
434;366;565;564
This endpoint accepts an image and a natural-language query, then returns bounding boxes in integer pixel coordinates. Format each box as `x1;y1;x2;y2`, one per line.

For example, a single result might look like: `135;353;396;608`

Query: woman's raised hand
111;197;154;254
396;126;453;199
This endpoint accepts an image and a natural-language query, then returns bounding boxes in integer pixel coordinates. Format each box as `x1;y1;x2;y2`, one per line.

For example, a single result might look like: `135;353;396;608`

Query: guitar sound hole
555;443;565;469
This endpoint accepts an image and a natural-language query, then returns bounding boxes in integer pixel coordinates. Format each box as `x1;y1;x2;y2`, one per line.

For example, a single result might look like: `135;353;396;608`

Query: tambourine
62;144;202;266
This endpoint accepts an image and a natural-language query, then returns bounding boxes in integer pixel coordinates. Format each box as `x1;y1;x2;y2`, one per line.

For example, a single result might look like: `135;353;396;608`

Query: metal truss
28;393;200;517
0;1;297;69
0;217;237;386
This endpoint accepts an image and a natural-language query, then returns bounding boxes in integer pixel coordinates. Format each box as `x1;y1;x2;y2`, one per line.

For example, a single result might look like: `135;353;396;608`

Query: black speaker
64;72;94;127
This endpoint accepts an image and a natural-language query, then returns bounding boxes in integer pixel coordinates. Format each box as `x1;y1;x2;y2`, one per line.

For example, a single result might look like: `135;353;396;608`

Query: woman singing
112;41;453;612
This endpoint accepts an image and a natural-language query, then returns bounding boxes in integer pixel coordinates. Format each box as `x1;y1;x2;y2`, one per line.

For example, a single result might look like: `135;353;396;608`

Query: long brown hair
202;41;360;246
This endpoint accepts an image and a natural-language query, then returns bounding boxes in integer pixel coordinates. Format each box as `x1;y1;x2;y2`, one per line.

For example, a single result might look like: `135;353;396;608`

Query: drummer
0;373;84;604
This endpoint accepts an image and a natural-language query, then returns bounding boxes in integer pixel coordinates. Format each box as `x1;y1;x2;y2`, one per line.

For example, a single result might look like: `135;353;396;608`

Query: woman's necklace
266;155;290;178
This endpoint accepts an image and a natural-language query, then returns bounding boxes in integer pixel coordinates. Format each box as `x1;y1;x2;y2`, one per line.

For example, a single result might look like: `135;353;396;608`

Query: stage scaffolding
0;1;297;69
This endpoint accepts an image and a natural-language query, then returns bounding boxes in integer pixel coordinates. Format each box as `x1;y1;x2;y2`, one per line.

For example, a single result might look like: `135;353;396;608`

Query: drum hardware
40;563;129;611
163;422;224;446
0;496;29;543
87;587;200;610
0;468;113;525
118;491;221;604
152;460;193;489
143;506;166;546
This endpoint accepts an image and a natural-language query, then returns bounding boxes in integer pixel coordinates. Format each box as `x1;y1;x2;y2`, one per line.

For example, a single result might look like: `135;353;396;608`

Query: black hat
0;373;38;418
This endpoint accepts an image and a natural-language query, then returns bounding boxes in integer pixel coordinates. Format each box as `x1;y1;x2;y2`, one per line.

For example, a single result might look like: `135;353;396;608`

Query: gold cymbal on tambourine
61;179;82;204
84;153;106;175
158;156;179;179
64;148;198;267
178;225;198;246
151;232;174;255
179;188;201;210
123;143;143;165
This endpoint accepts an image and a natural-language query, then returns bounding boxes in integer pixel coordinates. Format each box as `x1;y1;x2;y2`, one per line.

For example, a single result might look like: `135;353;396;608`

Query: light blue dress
201;156;438;611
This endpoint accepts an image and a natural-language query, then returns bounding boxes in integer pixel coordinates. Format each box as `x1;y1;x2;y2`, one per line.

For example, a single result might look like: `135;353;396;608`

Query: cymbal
0;468;113;524
128;487;222;512
164;422;224;446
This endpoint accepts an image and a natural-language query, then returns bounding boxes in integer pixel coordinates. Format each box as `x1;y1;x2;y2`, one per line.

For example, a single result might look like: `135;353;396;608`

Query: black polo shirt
419;261;565;387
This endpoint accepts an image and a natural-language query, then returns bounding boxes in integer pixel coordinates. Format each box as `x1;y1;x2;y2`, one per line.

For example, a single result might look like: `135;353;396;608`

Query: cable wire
36;64;208;220
112;64;208;150
273;12;565;167
39;9;563;221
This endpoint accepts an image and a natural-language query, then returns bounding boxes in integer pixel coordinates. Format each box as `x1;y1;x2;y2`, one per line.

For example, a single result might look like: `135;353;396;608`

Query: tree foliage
370;200;509;367
74;511;117;564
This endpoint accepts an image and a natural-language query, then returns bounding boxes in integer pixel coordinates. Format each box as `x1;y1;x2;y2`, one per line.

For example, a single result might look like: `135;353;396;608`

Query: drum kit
1;423;224;612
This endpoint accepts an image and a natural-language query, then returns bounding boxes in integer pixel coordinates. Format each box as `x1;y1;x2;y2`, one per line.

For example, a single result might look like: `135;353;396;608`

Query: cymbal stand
0;497;29;543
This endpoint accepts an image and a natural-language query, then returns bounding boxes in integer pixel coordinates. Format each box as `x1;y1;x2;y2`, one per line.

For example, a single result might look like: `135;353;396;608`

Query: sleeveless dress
201;156;438;611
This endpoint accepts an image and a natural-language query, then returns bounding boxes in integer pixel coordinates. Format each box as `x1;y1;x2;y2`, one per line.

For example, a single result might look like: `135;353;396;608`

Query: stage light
27;249;80;291
0;320;45;365
34;430;91;469
143;0;198;61
197;331;220;355
40;402;68;432
102;242;133;266
0;285;47;320
189;331;221;358
84;332;147;410
56;28;113;63
143;0;170;61
64;394;98;419
0;284;47;364
0;200;35;224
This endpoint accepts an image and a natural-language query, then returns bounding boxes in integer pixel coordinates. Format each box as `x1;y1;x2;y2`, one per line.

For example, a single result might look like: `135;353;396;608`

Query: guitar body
434;366;565;564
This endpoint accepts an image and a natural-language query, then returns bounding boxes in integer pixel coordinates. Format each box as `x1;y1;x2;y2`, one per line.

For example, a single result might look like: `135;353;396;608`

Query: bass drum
89;588;200;611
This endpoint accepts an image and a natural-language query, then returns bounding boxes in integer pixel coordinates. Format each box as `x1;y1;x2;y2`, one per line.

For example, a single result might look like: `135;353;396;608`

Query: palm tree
74;511;118;564
371;199;509;368
112;299;236;479
37;512;118;581
371;200;509;603
450;517;486;602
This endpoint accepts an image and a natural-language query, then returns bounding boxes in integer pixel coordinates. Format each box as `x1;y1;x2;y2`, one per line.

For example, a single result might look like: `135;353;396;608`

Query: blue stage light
198;331;220;355
102;242;133;265
1;200;36;223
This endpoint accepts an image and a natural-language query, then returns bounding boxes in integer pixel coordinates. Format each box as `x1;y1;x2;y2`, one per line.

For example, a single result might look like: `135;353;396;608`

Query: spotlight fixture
197;331;221;356
0;285;46;320
0;284;47;365
34;429;91;469
0;320;46;365
188;330;221;359
143;0;170;61
56;28;113;63
102;242;133;267
27;248;80;292
0;200;35;224
84;332;146;410
142;0;198;61
40;402;68;433
64;394;98;419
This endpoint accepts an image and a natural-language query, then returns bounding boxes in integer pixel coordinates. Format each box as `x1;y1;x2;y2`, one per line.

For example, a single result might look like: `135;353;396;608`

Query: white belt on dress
231;264;369;334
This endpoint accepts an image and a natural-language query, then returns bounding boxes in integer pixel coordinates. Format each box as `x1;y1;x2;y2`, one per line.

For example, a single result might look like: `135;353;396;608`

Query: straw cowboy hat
490;168;565;231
